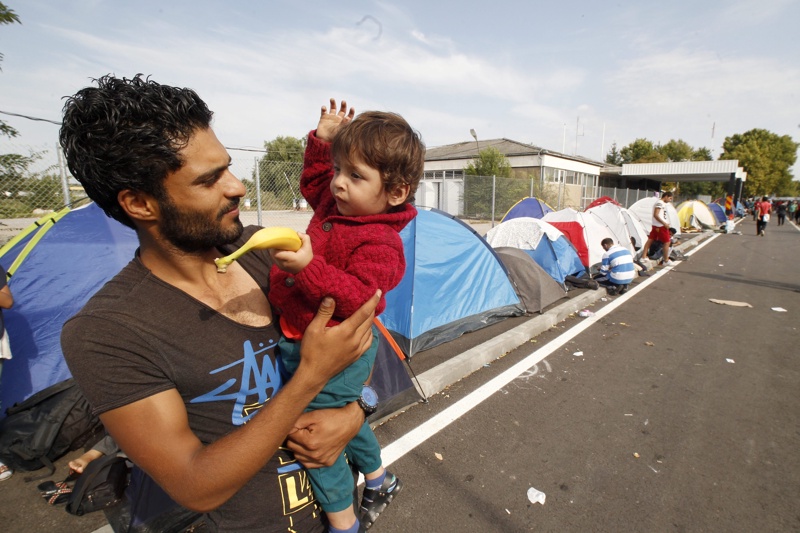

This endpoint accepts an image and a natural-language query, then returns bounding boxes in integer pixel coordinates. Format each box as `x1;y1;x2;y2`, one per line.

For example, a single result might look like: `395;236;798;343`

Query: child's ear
388;184;410;206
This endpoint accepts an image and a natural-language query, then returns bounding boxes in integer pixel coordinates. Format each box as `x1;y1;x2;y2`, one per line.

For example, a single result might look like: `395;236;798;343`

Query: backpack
66;454;130;516
0;378;103;477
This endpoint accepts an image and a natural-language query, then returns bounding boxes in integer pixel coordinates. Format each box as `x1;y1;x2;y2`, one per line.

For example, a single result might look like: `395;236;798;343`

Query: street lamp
470;128;480;155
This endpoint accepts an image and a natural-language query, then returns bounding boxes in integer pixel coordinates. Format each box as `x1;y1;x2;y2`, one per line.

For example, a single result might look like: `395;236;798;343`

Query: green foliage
659;139;693;162
1;2;20;137
619;138;658;164
605;142;622;165
721;128;798;196
0;150;66;216
250;136;306;209
464;147;513;178
462;148;518;219
263;136;305;162
691;147;712;161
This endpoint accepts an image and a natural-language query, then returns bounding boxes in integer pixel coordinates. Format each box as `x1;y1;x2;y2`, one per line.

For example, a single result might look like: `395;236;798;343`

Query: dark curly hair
331;111;425;204
59;74;214;228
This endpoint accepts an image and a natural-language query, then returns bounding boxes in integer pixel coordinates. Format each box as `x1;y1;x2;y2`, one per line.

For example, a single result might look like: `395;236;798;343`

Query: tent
484;217;585;287
380;208;524;357
0;203;139;411
628;197;682;236
493;247;567;314
501;197;553;222
542;208;616;269
585;196;621;210
676;200;717;230
0;202;420;416
707;202;727;224
585;202;647;253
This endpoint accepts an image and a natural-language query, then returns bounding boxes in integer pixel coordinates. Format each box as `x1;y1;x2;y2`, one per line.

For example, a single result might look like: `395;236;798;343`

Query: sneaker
659;259;676;267
606;286;618;296
360;472;403;530
617;285;628;295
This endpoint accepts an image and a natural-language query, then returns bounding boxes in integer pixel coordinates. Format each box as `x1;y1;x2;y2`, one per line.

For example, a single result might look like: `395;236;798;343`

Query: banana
215;227;302;273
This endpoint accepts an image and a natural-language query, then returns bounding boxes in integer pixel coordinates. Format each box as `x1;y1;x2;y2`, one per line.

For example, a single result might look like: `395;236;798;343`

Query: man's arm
99;292;379;513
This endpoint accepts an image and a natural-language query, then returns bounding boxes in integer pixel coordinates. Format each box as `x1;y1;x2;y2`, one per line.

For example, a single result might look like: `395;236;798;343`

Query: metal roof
621;160;745;182
425;138;608;167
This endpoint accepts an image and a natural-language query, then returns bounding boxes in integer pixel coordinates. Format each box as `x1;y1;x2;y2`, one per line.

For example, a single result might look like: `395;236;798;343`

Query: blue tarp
380;209;524;357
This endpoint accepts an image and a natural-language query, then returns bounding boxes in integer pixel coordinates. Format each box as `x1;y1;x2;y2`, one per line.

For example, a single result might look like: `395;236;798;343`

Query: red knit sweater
268;131;416;335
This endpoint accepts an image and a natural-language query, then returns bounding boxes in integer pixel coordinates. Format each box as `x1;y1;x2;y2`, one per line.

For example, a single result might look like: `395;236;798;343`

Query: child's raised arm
316;98;355;142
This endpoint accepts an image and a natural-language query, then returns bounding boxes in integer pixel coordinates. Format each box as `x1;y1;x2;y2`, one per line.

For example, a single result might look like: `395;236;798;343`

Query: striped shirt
600;244;635;285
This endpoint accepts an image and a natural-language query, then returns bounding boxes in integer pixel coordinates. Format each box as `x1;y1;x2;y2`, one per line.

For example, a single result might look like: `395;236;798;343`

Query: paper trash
527;487;546;505
709;299;752;308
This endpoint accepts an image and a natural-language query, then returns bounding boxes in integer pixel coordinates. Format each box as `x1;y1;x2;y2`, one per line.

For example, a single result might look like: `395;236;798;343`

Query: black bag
66;454;129;516
0;379;103;476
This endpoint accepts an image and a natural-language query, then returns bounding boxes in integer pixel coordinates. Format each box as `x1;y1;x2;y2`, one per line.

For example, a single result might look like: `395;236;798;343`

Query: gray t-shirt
62;227;325;533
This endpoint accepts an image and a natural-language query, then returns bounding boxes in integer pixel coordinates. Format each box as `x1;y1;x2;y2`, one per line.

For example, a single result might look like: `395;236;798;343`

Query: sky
1;0;799;173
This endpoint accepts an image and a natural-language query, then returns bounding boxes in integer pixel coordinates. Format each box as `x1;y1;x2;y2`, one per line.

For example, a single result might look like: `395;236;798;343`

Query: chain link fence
2;137;677;238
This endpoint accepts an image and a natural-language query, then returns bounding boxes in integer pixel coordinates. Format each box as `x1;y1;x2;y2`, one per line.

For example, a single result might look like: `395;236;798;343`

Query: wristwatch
357;385;379;416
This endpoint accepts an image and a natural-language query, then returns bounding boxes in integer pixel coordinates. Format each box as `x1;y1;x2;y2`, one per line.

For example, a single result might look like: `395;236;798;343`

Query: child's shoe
360;471;403;530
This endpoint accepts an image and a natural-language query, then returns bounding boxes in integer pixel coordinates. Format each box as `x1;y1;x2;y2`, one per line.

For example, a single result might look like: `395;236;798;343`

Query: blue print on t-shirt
189;338;283;425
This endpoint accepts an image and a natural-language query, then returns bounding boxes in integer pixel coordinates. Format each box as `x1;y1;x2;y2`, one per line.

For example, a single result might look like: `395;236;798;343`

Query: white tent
542;208;616;269
586;202;648;252
628;197;682;236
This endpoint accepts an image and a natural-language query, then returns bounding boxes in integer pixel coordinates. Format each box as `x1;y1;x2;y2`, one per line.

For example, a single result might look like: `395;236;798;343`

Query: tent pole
405;359;429;403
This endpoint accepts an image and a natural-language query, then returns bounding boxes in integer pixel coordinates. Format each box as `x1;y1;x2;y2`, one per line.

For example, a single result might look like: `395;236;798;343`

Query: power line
0;109;62;125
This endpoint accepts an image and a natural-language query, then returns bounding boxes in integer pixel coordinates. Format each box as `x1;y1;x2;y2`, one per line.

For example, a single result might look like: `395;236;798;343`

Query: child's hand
316;98;355;143
270;232;313;274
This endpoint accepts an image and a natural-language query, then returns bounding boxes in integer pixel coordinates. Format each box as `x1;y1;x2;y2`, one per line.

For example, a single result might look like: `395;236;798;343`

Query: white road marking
382;232;721;467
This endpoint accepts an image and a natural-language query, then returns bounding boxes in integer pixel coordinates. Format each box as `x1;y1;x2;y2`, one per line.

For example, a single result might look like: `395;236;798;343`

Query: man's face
663;195;673;203
157;128;246;253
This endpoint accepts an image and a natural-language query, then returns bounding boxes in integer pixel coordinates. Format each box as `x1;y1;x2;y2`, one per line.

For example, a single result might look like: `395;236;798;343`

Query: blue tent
485;217;585;287
0;202;138;411
0;202;420;416
380;209;524;357
708;202;727;224
501;197;554;222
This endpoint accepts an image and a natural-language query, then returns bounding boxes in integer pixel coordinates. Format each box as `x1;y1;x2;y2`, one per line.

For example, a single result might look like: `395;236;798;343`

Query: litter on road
709;298;752;307
527;487;546;505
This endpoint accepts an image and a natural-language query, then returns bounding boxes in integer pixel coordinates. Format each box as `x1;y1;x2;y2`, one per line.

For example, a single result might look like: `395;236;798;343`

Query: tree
462;147;519;219
262;136;305;162
464;147;513;178
659;139;693;162
605;142;623;165
0;3;20;138
720;128;798;196
619;138;660;163
250;136;306;210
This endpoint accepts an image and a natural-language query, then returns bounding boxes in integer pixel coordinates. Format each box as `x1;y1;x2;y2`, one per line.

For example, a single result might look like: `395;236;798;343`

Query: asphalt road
1;218;798;532
371;218;800;532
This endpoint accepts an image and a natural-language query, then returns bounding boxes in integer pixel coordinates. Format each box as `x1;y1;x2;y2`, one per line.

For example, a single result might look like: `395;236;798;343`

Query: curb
412;231;713;399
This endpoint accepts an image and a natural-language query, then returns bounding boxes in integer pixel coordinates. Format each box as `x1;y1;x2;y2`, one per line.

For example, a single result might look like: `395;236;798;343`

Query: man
59;75;378;532
639;191;675;267
596;238;635;295
755;196;771;236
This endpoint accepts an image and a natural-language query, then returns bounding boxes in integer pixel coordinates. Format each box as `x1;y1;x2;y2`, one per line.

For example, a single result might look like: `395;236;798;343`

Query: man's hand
295;291;380;388
269;233;313;274
316;98;355;143
286;403;364;468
